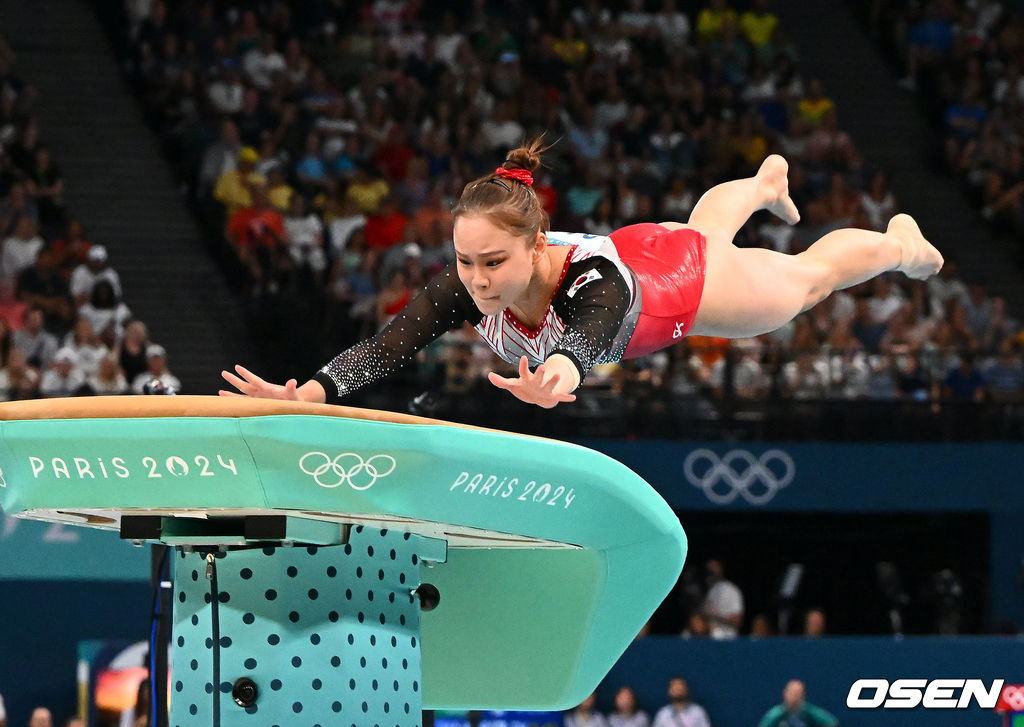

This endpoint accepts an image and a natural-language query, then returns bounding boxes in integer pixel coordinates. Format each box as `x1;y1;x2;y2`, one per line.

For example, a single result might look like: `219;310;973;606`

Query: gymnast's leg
680;155;943;338
690;214;943;338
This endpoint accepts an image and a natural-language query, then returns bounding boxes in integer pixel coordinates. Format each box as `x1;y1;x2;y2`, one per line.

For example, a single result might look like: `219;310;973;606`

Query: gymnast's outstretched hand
487;355;578;409
219;364;326;403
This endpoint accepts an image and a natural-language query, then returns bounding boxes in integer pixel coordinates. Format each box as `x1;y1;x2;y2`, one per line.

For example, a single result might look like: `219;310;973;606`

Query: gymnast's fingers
220;372;249;395
487;371;516;390
234;364;265;385
218;390;245;397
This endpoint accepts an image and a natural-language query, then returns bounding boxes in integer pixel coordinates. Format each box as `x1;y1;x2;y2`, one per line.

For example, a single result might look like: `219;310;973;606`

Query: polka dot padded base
170;526;433;727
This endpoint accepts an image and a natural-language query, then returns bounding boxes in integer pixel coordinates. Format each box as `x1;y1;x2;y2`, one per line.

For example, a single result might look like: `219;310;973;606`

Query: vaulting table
0;396;686;727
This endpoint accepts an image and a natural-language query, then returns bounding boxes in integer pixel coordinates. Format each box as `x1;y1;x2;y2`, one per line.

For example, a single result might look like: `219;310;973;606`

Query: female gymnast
221;140;943;408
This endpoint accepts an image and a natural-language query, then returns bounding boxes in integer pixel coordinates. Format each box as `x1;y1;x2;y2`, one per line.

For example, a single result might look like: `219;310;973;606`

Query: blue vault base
171;525;442;727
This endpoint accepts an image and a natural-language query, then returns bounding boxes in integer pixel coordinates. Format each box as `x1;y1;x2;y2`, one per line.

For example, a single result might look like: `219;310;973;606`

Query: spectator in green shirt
758;680;838;727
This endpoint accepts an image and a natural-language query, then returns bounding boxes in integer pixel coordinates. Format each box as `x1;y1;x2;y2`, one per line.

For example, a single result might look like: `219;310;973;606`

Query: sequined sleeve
313;265;481;402
549;257;634;381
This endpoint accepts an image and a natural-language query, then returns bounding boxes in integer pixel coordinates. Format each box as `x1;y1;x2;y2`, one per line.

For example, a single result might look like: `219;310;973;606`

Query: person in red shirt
363;195;410;250
227;185;287;290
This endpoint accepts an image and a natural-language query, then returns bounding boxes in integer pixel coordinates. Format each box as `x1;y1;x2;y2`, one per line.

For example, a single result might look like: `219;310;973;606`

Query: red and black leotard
313;225;707;402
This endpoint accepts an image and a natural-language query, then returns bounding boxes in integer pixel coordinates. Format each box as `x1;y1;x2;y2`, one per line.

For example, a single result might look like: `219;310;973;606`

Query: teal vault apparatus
0;396;687;726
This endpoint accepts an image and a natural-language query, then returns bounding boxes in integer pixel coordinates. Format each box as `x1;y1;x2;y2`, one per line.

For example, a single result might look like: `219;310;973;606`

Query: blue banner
577;440;1024;511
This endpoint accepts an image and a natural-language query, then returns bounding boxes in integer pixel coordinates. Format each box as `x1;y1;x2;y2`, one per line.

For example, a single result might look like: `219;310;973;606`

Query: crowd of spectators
0;34;179;400
864;1;1024;254
434;677;837;727
115;0;1024;410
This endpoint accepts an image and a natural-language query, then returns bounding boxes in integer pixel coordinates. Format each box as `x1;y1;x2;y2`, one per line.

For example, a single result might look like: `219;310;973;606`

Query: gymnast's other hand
487;355;578;409
219;365;326;403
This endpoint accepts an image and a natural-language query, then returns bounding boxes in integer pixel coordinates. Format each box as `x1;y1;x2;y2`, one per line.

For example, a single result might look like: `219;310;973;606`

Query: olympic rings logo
299;452;397;490
683;448;795;505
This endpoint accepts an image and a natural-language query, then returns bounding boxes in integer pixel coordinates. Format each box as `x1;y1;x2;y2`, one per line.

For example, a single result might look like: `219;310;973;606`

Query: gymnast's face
454;215;543;315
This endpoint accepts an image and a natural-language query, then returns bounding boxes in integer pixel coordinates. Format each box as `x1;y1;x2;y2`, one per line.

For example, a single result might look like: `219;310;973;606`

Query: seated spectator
943;351;986;402
62;318;108;376
739;0;779;55
564;106;610;162
131;343;181;394
79;281;132;347
900;0;954;90
207;61;245;115
1;215;44;281
696;0;738;45
265;164;293;213
868;275;904;324
411;185;452;243
283;195;326;274
25;145;64;227
859;171;897;232
376;268;412;328
13;306;58;369
757;680;837;727
0;690;5;727
481;100;525;154
945;87;989;166
652;677;711;727
197;120;242;199
69;244;122;307
346;163;390;214
87;352;129;395
584;197;617;237
750;613;775;638
118;319;150;383
565;692;609;727
50;218;93;279
682;612;711;638
896;352;934;401
17;248;72;330
926;260;969;310
226;184;286;289
804;608;827;637
701;558;744;639
984;338;1024;401
213;146;263;215
364;196;409;251
796;79;835;126
328;196;367;258
0;347;39;401
0;181;40;240
40;346;86;397
608;686;650;727
243;32;284;90
295;131;330;196
851;297;888;353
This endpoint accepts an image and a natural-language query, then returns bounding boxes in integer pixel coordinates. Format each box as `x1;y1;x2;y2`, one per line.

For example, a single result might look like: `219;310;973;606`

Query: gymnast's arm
488;258;632;406
221;266;478;403
311;265;478;403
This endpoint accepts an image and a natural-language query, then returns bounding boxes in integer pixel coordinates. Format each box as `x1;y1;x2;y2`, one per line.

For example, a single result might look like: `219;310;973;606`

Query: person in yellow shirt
796;80;836;127
213;147;265;215
266;165;294;212
345;163;390;214
740;0;779;50
696;0;738;45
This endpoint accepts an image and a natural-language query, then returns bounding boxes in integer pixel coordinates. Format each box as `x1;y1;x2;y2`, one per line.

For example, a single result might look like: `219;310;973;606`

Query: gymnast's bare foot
757;154;801;225
888;213;943;279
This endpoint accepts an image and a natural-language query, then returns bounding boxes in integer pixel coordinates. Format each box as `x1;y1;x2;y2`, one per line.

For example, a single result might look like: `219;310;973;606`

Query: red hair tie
494;167;534;188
